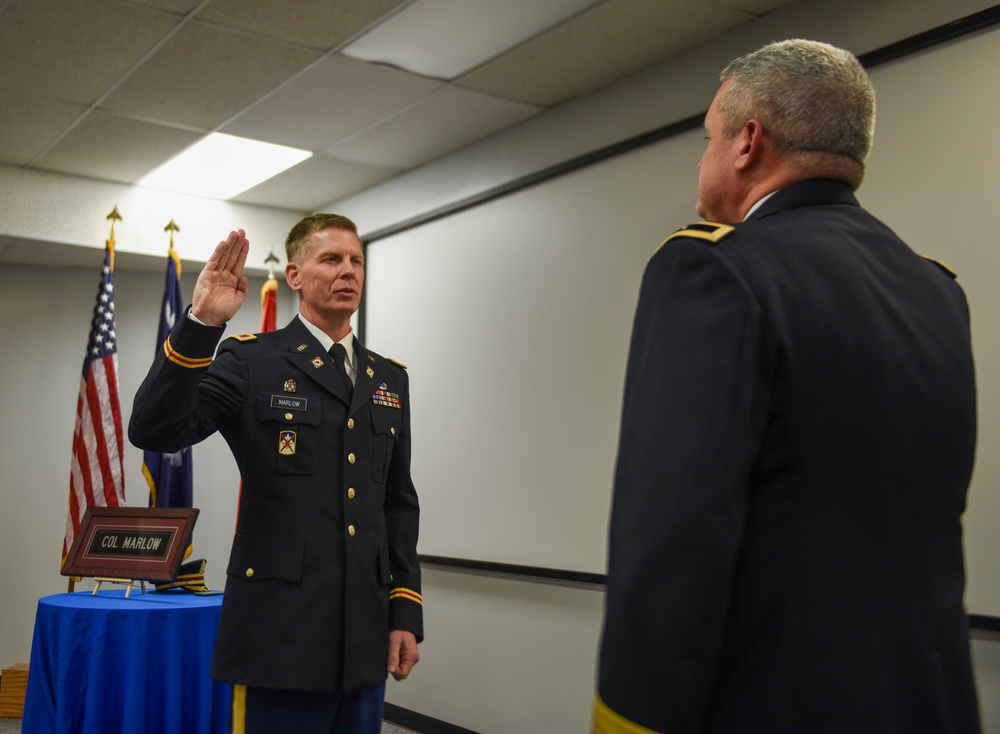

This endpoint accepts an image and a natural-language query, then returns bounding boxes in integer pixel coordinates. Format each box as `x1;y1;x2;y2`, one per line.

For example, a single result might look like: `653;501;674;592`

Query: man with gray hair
595;40;979;733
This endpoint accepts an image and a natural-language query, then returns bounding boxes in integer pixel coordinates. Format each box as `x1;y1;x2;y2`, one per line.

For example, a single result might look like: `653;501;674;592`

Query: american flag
63;239;126;567
142;245;193;513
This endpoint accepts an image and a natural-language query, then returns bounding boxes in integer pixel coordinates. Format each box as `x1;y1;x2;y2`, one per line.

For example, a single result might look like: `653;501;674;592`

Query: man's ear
735;118;765;171
285;262;302;292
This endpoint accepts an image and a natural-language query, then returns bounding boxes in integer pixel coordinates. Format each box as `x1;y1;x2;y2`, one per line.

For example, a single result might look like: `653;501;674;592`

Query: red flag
63;232;126;568
260;276;278;332
236;275;279;532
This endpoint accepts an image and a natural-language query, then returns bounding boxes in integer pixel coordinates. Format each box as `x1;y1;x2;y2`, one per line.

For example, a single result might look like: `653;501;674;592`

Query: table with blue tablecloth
22;589;232;734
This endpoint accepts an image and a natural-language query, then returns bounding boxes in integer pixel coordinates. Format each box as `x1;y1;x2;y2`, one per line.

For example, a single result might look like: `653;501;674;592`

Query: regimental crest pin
366;366;374;379
279;431;297;456
284;379;297;393
311;357;325;369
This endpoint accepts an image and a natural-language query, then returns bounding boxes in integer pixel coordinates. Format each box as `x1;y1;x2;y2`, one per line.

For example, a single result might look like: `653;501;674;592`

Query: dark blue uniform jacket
597;180;979;733
130;313;422;693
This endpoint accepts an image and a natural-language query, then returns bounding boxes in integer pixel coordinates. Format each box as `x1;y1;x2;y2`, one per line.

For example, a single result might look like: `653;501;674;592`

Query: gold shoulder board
387;357;408;369
923;256;957;279
228;333;258;342
657;222;735;252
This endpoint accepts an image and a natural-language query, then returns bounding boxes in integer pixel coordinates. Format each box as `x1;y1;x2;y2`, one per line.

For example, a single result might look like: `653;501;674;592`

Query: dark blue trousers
233;682;386;734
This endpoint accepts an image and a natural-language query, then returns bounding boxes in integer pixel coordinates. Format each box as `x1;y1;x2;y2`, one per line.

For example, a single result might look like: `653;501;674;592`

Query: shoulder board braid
923;256;957;279
656;221;735;252
387;357;408;369
227;333;258;342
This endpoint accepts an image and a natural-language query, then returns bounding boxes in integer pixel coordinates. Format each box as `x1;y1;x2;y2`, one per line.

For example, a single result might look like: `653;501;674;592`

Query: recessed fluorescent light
139;133;312;200
342;0;601;80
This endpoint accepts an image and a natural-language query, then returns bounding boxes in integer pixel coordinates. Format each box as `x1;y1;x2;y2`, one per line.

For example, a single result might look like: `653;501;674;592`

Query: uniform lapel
281;318;352;406
351;338;380;415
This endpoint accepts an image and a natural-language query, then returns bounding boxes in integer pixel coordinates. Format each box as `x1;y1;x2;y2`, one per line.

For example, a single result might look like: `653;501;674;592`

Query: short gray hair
719;39;875;165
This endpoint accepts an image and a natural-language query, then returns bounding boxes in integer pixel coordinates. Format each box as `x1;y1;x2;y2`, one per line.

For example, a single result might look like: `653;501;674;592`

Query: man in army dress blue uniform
130;214;421;733
594;41;980;733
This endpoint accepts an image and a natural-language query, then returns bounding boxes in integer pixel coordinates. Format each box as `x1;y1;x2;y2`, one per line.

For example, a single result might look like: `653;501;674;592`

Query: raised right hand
191;230;250;327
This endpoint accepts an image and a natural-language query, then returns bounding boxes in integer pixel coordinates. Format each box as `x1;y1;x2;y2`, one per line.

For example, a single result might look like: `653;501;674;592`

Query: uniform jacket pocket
226;534;304;583
256;392;322;476
370;407;401;485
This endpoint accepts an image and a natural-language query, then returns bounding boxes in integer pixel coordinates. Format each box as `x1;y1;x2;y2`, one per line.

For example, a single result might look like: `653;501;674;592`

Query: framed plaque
61;507;199;583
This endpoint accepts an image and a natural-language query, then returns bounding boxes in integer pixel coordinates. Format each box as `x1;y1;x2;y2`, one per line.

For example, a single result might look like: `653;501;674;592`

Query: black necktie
329;343;353;397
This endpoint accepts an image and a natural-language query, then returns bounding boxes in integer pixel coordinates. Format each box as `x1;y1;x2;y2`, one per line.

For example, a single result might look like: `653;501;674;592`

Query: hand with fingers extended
191;230;250;327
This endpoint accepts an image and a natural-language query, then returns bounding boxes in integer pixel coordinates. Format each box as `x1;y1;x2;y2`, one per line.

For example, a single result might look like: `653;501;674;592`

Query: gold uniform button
347;453;356;464
245;568;254;578
347;418;355;429
348;525;356;536
285;413;293;421
390;427;395;436
347;488;356;500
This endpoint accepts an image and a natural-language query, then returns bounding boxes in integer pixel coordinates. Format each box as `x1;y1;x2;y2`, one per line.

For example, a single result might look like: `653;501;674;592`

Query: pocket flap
257;392;322;426
371;407;401;437
226;534;304;582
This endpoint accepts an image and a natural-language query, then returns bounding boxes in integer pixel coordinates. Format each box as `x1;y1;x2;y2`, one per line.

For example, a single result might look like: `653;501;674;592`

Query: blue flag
142;246;193;514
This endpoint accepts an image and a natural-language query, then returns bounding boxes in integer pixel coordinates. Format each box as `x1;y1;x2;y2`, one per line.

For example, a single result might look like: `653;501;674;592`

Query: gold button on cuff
347;453;356;464
348;525;356;536
285;413;293;420
391;427;395;436
347;418;355;429
347;488;356;499
245;568;254;578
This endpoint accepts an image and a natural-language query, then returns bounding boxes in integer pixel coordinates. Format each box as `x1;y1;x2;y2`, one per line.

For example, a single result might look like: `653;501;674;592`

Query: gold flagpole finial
105;207;122;271
264;248;280;280
164;218;180;248
164;219;182;278
106;206;123;240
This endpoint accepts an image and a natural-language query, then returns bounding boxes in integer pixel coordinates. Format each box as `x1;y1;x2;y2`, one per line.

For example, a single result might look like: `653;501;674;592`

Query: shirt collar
744;190;777;220
296;312;355;374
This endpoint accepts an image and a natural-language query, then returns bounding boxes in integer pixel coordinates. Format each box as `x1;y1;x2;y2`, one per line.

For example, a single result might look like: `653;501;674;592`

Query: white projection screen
363;26;1000;617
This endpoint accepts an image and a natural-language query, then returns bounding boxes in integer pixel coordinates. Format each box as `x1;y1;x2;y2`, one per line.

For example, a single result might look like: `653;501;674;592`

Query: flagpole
141;219;195;560
165;218;180;266
66;207;124;594
264;248;279;280
260;248;280;332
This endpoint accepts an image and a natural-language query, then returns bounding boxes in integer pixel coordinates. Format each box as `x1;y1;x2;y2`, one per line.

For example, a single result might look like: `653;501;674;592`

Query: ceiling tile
329;87;543;168
194;0;408;52
722;0;794;15
127;0;203;14
457;0;750;107
0;90;87;166
0;0;180;105
100;21;322;129
32;112;203;185
341;0;602;79
230;154;403;213
221;55;445;150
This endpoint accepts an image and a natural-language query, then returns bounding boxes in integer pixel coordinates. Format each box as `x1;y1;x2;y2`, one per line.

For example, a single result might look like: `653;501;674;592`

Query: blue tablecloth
22;589;231;734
